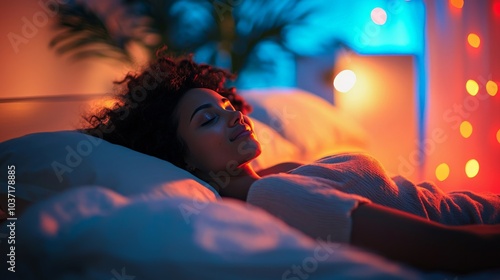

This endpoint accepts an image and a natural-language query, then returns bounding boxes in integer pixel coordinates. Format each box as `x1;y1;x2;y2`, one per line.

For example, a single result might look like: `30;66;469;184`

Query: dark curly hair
80;49;251;169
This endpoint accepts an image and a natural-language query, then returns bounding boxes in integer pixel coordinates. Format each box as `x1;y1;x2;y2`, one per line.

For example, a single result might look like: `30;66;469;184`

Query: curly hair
80;49;251;169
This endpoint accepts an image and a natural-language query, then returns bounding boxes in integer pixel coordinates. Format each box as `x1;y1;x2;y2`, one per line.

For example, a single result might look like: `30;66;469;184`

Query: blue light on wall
281;0;425;55
193;0;428;173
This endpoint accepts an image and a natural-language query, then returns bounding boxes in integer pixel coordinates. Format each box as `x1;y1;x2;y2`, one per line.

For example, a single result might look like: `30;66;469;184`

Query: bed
0;88;497;279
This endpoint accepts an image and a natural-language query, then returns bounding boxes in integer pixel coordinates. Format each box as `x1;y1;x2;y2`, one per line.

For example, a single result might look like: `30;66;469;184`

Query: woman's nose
228;110;244;126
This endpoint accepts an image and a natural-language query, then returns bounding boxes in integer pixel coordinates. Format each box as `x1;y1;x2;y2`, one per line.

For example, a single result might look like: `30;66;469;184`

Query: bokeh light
334;70;357;93
493;0;500;17
465;159;480;178
450;0;464;9
497;129;500;143
467;33;481;48
466;79;479;96
435;163;450;181
460;121;473;138
486;80;498;96
371;8;387;25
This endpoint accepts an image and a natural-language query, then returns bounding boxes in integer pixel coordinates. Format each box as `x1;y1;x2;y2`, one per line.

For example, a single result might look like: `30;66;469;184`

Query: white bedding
2;186;442;279
4;184;498;279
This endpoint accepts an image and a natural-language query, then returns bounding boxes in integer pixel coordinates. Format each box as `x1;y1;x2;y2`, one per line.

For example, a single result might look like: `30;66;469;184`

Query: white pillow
241;88;368;163
0;131;219;203
249;118;300;171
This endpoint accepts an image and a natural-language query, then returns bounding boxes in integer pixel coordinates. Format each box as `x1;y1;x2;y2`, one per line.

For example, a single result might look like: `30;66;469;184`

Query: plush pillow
0;131;219;203
240;88;368;163
248;118;300;171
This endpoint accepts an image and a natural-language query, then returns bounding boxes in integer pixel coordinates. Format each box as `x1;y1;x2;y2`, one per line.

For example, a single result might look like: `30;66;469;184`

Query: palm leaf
49;3;135;62
48;0;330;87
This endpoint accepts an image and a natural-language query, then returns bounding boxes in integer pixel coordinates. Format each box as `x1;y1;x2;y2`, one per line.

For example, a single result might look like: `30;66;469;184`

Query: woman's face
176;88;261;175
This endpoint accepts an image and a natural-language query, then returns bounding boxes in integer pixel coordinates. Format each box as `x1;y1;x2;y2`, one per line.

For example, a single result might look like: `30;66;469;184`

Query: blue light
281;0;425;55
192;0;428;171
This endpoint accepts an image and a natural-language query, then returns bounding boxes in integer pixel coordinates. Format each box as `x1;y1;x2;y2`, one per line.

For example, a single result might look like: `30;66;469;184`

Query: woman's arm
351;203;500;274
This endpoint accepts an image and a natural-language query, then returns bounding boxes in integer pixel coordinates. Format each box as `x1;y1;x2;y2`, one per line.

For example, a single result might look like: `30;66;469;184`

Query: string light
450;0;464;9
465;159;480;178
467;33;481;48
371;8;387;25
459;121;473;138
493;0;500;17
466;79;479;96
486;80;498;96
435;163;450;181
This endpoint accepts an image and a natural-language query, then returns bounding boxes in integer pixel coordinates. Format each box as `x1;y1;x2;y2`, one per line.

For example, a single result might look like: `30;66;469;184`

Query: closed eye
201;114;218;126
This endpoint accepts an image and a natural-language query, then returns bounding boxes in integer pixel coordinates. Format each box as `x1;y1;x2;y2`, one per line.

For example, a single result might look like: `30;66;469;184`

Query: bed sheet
2;185;499;280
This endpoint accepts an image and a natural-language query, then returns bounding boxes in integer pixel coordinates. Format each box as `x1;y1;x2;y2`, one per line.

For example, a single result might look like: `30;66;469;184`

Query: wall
0;0;498;193
423;0;499;193
0;1;131;141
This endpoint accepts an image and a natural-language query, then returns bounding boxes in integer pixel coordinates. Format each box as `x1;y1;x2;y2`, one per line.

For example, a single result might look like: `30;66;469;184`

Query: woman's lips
230;127;252;142
233;130;251;141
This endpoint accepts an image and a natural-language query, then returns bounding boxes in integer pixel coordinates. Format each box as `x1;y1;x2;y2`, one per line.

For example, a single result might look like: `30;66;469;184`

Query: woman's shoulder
256;152;383;177
256;162;303;177
314;152;381;165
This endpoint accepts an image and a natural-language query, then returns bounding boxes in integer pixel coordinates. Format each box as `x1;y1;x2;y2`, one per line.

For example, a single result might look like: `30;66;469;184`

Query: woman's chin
237;138;261;163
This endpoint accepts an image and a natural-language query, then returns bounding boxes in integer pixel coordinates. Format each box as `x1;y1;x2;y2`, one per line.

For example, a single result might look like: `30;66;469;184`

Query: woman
82;50;500;274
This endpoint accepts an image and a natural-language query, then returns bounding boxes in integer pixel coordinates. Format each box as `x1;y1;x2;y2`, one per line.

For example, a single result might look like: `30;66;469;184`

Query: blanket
247;153;500;242
2;186;444;280
3;153;500;279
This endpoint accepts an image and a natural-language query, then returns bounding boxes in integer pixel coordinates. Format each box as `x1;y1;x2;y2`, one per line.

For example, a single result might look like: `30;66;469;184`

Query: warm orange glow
102;99;118;109
334;70;357;93
466;79;479;96
459;121;473;138
486;80;498;96
497;129;500;143
90;97;119;111
465;159;480;178
435;163;450;181
467;33;481;48
450;0;464;8
371;7;387;25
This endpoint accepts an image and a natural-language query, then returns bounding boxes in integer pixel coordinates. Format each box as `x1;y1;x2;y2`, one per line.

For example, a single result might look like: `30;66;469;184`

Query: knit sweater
247;153;500;243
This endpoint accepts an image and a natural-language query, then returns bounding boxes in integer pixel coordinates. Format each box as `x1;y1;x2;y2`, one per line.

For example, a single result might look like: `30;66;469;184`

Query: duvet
3;154;500;279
